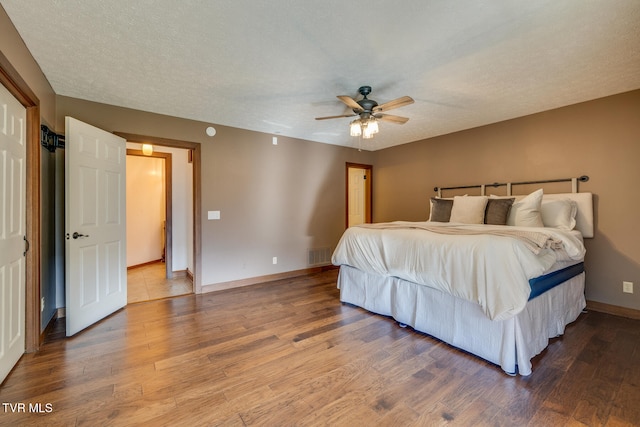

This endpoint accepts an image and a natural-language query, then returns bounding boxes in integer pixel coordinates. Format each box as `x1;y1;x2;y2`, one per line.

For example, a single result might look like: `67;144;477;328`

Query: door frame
115;132;201;292
0;52;41;352
345;162;372;228
126;149;174;279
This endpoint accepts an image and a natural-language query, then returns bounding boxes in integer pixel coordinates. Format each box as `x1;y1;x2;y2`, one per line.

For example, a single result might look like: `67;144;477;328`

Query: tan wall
56;96;374;288
373;89;640;311
0;6;56;126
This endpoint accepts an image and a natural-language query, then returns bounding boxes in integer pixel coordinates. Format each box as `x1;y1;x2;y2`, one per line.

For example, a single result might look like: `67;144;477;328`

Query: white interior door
65;117;127;336
0;83;26;382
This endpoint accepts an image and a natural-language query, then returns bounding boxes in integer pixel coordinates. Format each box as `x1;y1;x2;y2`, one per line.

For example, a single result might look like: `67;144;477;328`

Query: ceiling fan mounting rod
358;86;372;97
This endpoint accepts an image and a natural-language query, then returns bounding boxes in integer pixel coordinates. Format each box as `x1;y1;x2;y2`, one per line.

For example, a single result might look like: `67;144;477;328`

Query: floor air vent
308;247;332;266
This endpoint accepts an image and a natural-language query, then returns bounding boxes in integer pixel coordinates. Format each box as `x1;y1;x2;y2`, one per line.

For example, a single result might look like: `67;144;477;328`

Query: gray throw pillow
430;198;453;222
484;198;515;225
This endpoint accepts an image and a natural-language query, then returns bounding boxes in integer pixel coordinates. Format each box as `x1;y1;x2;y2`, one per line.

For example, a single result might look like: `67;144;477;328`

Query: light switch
208;210;221;220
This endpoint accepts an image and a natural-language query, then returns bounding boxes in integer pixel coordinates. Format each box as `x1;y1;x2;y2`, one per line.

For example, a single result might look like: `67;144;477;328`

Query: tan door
347;164;372;227
348;167;366;227
0;82;27;382
65;117;127;336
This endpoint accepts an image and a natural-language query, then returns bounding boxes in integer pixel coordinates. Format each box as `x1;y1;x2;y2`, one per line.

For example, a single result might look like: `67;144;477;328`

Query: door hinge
24;235;30;256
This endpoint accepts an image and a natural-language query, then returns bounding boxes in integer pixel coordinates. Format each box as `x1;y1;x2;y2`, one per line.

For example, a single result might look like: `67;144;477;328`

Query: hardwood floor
1;269;639;426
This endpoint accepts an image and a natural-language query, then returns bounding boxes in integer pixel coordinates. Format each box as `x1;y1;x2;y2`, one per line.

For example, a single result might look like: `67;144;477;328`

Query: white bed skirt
337;265;586;376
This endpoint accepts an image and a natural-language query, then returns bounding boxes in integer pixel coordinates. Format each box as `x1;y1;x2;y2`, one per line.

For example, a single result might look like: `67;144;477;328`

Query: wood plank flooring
1;269;639;426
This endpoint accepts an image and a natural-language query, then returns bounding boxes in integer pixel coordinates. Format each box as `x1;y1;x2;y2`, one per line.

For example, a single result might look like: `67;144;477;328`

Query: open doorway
125;144;194;303
126;149;171;273
346;163;372;227
116;132;202;297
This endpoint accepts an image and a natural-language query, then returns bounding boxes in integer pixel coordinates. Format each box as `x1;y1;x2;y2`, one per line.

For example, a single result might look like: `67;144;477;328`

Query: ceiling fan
315;86;414;138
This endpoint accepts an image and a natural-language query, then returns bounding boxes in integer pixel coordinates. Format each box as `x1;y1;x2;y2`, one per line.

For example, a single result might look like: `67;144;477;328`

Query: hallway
127;261;192;303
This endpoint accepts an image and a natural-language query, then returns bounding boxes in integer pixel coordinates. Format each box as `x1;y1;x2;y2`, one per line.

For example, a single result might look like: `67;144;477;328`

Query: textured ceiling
2;1;639;150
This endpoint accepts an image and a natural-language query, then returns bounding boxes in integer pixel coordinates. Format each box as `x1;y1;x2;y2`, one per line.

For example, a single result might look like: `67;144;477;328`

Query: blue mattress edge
528;262;585;300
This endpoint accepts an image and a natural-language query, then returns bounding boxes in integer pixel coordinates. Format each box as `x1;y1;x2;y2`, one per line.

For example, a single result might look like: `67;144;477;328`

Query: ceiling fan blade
373;96;414;113
375;114;409;124
337;95;363;111
315;113;357;121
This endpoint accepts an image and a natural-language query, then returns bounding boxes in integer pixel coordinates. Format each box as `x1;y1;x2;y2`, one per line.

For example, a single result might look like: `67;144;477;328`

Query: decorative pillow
449;196;489;224
484;198;515;225
541;198;577;230
429;197;453;222
507;189;544;227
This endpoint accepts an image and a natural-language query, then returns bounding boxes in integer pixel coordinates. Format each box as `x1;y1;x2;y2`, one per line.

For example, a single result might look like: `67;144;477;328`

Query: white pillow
507;189;544;227
449;196;489;224
541;198;577;230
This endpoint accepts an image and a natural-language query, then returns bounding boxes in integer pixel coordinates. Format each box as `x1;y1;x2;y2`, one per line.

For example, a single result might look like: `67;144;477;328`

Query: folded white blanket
359;222;568;253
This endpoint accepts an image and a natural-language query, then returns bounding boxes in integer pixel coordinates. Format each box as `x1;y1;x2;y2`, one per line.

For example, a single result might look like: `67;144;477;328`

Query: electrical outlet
272;257;277;265
623;281;633;294
40;297;45;312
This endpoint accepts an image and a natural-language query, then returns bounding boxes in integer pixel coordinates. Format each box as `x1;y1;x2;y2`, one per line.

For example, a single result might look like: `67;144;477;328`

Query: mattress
529;261;584;300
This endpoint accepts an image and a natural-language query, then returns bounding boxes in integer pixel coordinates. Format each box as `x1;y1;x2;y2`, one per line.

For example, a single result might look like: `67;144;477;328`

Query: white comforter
331;221;586;321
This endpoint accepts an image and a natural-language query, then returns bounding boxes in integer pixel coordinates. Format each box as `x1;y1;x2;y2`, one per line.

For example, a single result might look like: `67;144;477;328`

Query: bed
332;178;593;376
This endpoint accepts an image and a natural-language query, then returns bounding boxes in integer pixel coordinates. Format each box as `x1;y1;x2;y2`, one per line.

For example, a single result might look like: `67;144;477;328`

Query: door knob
72;232;89;239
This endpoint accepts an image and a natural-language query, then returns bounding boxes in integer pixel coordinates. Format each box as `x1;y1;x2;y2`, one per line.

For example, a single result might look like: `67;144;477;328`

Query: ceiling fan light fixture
350;120;362;137
362;125;375;139
367;118;379;135
358;118;378;139
350;117;379;139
